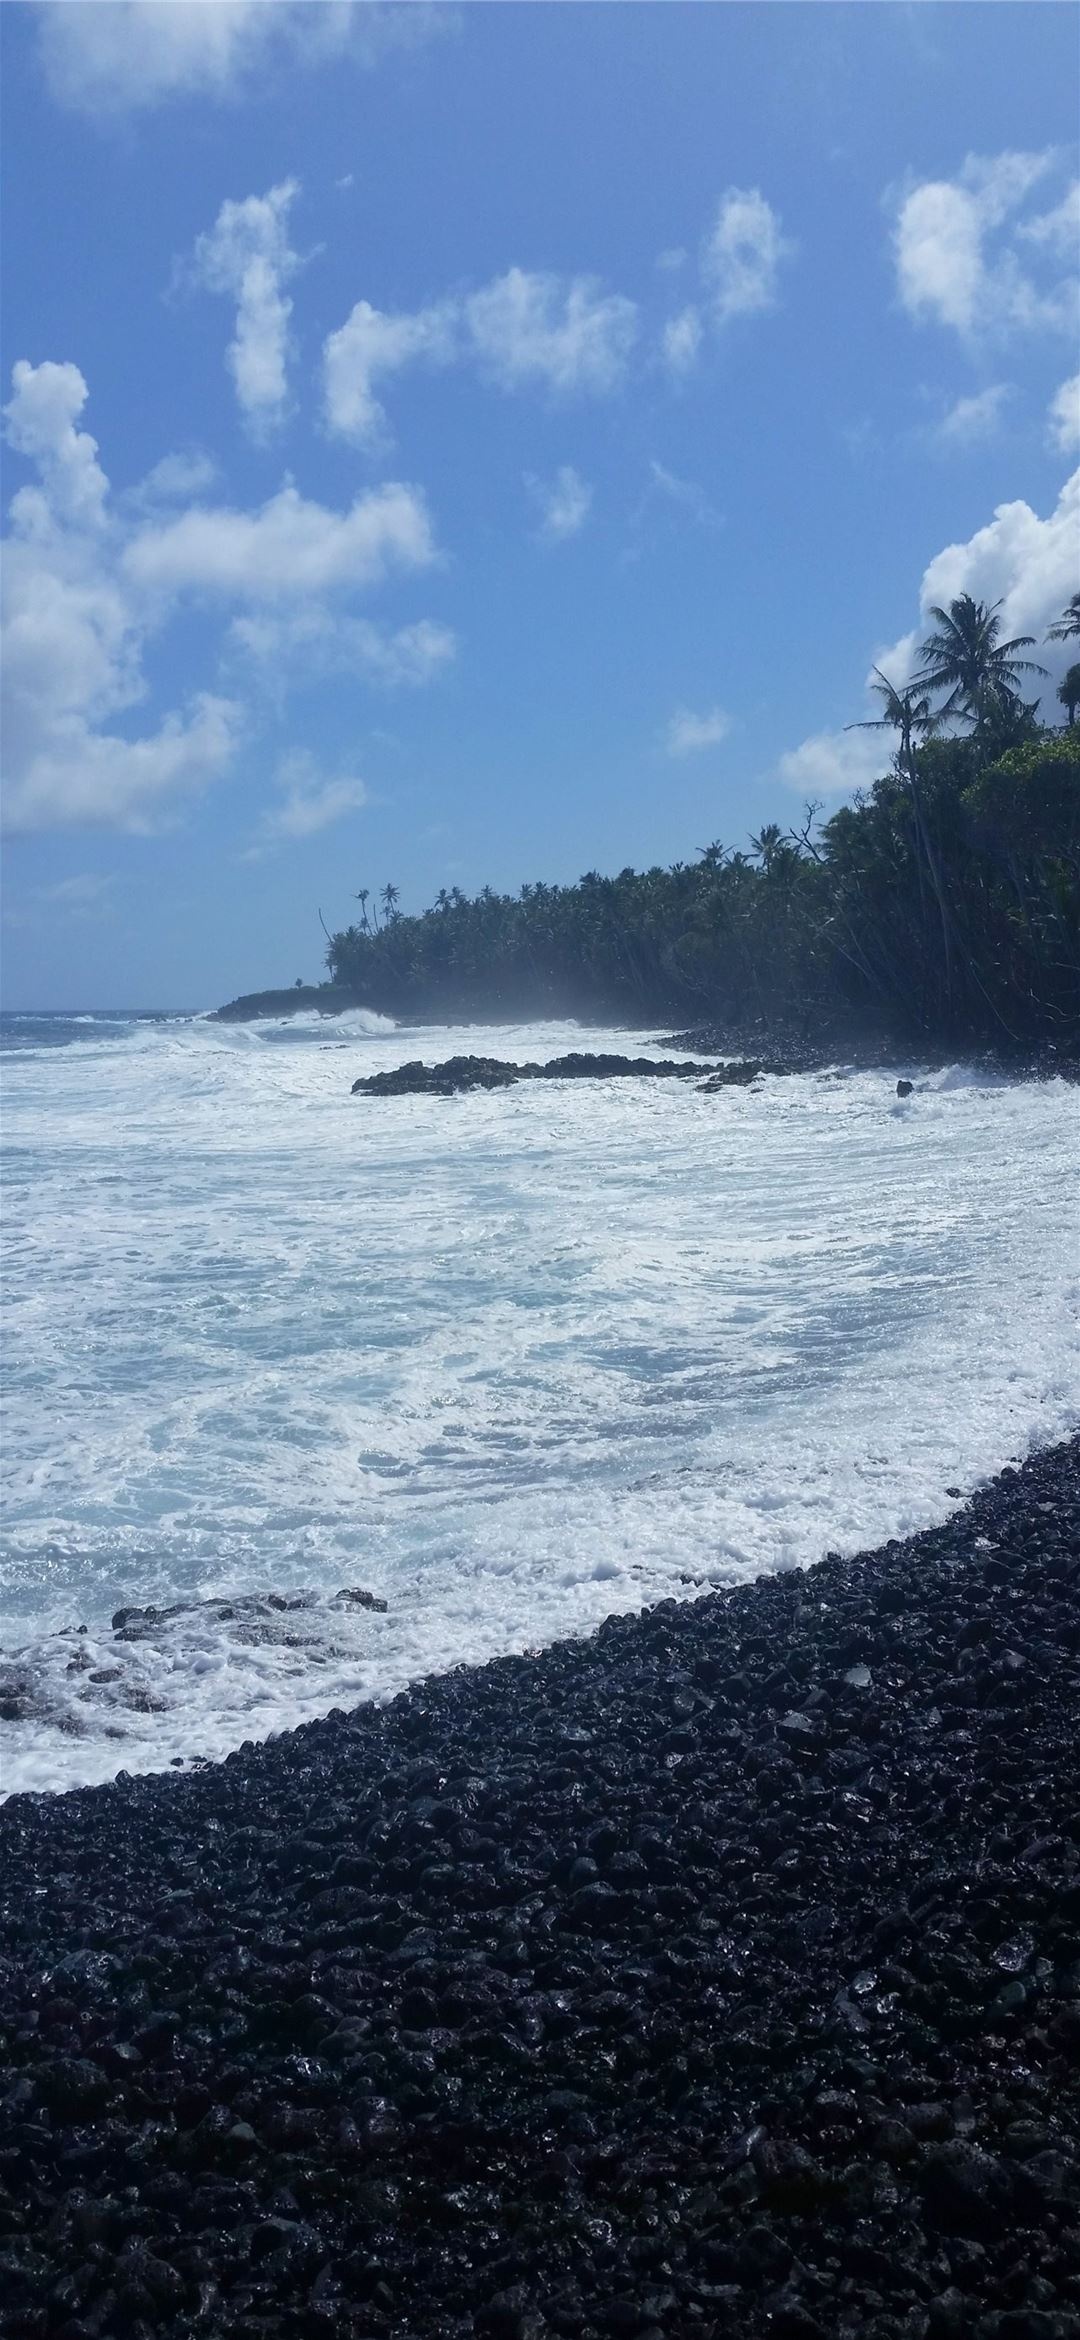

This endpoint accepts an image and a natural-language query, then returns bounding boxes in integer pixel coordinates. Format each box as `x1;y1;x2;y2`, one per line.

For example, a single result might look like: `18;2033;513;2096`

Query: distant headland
208;984;363;1022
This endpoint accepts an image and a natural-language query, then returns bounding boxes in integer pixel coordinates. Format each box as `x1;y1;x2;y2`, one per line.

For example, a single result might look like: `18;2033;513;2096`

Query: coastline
204;989;1080;1083
2;1436;1078;2336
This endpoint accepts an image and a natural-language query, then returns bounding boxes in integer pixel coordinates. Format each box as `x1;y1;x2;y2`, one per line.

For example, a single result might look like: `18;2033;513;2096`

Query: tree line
326;595;1080;1051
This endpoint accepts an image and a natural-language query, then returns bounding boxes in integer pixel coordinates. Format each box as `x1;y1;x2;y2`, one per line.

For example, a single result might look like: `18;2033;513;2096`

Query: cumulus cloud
322;298;457;448
525;465;592;544
933;383;1011;448
779;469;1080;794
230;608;456;688
125;481;437;602
189;181;301;437
665;706;731;757
131;449;219;505
909;470;1079;674
1;360;241;835
4;359;109;528
661;306;703;375
7;695;241;836
2;359;448;836
703;188;791;326
778;726;888;800
34;1;449;117
894;150;1078;338
253;750;368;848
1048;372;1080;454
323;268;638;446
465;269;638;393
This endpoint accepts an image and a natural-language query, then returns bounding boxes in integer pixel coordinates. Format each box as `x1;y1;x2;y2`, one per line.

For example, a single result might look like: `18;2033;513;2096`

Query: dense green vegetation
327;596;1080;1050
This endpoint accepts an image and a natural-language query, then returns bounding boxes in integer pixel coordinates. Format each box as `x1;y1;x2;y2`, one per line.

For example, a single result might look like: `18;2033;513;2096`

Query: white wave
193;1005;399;1039
2;1020;1077;1794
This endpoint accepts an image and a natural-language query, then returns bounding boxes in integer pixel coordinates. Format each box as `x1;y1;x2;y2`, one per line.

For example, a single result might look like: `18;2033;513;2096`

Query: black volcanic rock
210;986;363;1022
1;1438;1079;2337
349;1051;779;1096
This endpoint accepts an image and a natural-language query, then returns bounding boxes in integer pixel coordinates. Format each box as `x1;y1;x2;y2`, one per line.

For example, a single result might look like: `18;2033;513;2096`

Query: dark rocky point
209;987;363;1023
2;1437;1078;2336
350;1052;787;1098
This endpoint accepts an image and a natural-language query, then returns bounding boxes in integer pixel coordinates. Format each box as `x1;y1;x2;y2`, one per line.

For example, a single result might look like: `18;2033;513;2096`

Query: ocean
1;1006;1077;1797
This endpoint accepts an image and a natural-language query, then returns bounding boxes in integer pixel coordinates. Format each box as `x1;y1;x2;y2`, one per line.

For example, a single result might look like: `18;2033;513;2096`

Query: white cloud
6;694;240;836
661;306;703;375
2;359;442;837
125;481;438;602
131;449;219;505
254;750;368;847
189;181;301;437
778;468;1080;794
465;269;638;394
525;464;592;544
1018;179;1080;256
702;189;791;325
230;608;456;687
665;706;731;757
34;1;448;117
1;360;242;835
323;267;637;446
322;298;457;447
933;383;1011;448
909;470;1079;680
894;150;1078;338
4;359;109;527
1048;373;1080;454
778;726;888;800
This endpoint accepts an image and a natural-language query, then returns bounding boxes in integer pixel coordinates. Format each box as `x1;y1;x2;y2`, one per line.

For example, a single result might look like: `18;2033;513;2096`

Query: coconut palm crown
1046;592;1080;643
916;594;1047;728
847;668;948;761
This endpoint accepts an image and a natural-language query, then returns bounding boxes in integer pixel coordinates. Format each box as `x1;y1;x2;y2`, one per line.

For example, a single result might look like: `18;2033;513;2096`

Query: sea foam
1;1012;1077;1794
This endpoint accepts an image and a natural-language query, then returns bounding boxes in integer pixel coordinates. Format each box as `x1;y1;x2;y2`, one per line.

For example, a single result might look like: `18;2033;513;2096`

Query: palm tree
848;669;954;1000
916;594;1047;733
1058;664;1080;727
750;821;785;873
1046;593;1080;644
380;882;400;923
850;669;946;766
354;888;371;935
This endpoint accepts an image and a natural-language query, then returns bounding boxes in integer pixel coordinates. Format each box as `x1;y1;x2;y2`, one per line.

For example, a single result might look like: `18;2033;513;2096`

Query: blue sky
2;1;1077;1010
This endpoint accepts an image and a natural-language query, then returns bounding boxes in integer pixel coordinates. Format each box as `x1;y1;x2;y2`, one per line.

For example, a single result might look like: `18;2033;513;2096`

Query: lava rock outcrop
350;1052;779;1097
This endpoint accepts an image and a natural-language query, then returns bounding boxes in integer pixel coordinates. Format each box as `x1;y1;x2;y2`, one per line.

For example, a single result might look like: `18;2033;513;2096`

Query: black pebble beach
2;1438;1078;2340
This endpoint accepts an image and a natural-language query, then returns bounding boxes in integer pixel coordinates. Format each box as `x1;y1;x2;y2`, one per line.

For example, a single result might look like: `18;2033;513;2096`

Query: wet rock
697;1061;779;1090
350;1052;736;1098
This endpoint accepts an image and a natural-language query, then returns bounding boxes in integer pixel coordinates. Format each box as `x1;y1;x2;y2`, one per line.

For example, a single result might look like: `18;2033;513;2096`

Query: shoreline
205;990;1080;1082
2;1435;1078;2335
